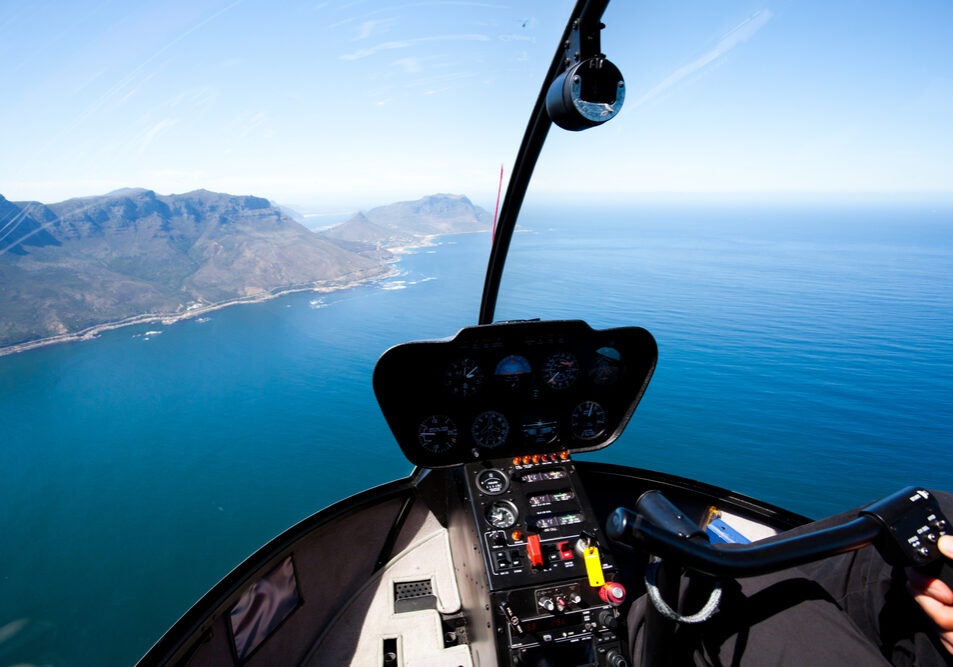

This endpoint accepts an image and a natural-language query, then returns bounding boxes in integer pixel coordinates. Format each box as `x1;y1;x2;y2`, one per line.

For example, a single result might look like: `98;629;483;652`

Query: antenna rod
491;164;504;243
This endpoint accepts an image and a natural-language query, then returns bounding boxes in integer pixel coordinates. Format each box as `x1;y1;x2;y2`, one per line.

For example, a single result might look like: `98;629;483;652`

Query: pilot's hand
907;534;953;655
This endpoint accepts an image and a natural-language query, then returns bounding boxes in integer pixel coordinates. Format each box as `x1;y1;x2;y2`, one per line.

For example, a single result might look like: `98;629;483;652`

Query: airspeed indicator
445;358;484;397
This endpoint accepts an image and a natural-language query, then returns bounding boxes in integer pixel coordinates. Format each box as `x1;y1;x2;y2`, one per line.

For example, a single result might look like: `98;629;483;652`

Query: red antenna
491;164;504;242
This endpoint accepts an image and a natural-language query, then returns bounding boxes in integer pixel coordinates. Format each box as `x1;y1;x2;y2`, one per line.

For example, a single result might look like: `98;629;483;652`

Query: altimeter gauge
418;415;458;453
571;400;606;441
542;351;579;389
444;358;484;397
471;410;509;449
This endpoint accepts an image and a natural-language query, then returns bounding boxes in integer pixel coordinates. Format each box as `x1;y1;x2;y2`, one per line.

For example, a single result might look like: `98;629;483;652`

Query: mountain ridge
0;189;490;354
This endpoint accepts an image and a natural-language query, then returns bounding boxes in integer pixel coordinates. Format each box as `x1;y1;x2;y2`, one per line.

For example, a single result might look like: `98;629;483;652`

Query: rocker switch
527;534;544;568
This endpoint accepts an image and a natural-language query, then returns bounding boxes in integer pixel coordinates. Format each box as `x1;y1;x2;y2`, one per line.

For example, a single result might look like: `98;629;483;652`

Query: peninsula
0;189;490;355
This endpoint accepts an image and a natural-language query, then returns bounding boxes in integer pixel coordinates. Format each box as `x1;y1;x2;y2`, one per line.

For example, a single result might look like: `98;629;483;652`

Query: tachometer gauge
485;501;519;529
417;415;458;453
542;351;579;389
495;354;532;389
571;400;607;441
471;410;509;449
444;358;484;397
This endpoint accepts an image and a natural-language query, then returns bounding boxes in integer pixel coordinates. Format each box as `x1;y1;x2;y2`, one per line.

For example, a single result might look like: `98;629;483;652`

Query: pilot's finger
910;583;953;630
907;567;953;605
938;534;953;560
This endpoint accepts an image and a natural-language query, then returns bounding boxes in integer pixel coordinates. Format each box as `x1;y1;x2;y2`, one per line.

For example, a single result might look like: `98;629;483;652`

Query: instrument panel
373;319;657;468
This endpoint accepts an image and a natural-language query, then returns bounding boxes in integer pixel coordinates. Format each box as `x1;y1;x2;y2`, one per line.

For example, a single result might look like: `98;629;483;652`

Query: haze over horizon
1;0;951;209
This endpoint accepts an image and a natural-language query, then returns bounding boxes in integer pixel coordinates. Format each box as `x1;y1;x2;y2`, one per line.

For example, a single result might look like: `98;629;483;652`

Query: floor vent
394;579;436;613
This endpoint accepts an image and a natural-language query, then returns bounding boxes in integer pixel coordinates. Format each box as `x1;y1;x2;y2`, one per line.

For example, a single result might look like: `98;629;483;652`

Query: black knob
598;610;619;632
606;649;629;667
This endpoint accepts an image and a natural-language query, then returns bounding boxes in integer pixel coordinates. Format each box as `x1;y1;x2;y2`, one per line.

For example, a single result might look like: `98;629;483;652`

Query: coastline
0;263;398;358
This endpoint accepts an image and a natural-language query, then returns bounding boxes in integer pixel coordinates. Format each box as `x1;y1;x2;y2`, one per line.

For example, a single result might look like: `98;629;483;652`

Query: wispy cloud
340;33;489;60
393;57;422;74
137;117;178;154
498;34;535;43
329;2;506;30
223;110;267;140
632;9;774;108
353;18;395;41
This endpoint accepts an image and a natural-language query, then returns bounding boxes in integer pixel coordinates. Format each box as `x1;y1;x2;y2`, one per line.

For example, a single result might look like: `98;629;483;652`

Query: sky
0;0;951;212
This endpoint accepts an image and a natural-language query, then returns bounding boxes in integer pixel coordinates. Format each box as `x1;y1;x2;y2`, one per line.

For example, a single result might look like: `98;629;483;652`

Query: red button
599;582;626;606
557;541;574;560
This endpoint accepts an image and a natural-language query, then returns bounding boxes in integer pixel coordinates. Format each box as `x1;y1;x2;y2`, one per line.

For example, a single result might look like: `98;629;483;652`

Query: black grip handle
920;555;953;591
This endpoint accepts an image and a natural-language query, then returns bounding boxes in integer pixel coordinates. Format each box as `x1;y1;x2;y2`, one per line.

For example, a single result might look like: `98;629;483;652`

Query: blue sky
1;0;950;211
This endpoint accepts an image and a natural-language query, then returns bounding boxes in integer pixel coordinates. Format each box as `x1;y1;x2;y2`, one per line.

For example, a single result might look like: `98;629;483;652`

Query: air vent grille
394;580;436;613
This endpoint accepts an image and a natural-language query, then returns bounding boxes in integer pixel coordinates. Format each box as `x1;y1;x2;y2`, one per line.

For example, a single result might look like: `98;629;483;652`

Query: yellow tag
584;546;605;587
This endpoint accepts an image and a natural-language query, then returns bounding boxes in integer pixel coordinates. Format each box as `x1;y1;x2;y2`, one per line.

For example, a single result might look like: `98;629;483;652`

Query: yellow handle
584;546;605;587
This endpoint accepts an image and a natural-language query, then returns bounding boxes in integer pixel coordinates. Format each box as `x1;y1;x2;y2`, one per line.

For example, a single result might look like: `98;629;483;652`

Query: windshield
1;1;951;664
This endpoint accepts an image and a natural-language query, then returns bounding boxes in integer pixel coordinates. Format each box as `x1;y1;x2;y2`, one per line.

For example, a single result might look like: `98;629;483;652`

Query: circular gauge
417;415;458;453
589;346;622;385
485;500;519;528
521;412;559;446
542;351;579;389
471;410;510;449
495;354;532;389
444;358;484;398
476;468;509;495
571;400;607;441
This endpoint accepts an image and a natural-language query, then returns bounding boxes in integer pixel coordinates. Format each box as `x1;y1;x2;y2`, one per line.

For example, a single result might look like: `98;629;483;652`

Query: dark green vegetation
0;189;489;349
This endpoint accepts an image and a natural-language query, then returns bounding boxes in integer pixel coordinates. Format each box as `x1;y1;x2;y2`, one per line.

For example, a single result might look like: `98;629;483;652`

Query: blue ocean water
0;201;951;665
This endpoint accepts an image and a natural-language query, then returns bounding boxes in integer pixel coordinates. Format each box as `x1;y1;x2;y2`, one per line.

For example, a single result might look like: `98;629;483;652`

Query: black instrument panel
373;319;657;468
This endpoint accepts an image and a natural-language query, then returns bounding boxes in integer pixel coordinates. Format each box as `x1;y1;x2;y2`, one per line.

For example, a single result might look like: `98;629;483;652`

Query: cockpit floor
303;517;471;667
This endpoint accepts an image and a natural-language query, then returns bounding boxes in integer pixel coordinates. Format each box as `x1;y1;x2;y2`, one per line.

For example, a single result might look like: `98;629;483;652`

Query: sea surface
1;200;952;665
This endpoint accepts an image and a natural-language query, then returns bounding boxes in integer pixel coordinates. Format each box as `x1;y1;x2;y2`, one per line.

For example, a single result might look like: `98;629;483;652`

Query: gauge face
417;415;458;453
485;501;519;528
571;401;607;441
589;346;622;385
495;354;532;389
542;351;579;389
476;468;509;495
522;413;559;445
444;358;484;397
471;410;509;449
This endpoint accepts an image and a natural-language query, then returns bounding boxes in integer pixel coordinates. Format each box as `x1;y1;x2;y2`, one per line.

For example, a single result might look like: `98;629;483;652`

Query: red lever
527;534;543;568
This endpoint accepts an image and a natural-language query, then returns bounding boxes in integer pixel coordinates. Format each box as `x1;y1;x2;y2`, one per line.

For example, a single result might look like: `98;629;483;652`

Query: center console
464;454;628;667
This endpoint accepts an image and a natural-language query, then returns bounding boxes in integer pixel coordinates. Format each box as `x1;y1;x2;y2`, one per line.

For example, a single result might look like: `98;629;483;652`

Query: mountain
320;194;491;249
0;189;386;349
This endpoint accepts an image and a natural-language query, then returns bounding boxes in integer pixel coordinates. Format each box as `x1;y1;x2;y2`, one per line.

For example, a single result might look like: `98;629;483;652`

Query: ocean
1;200;951;665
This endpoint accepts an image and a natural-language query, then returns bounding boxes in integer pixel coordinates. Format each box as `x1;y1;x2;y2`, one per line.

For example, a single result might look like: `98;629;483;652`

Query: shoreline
0;264;399;358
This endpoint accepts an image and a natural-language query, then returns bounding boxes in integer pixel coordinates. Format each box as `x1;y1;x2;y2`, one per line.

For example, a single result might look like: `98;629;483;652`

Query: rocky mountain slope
320;193;491;249
0;189;385;348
